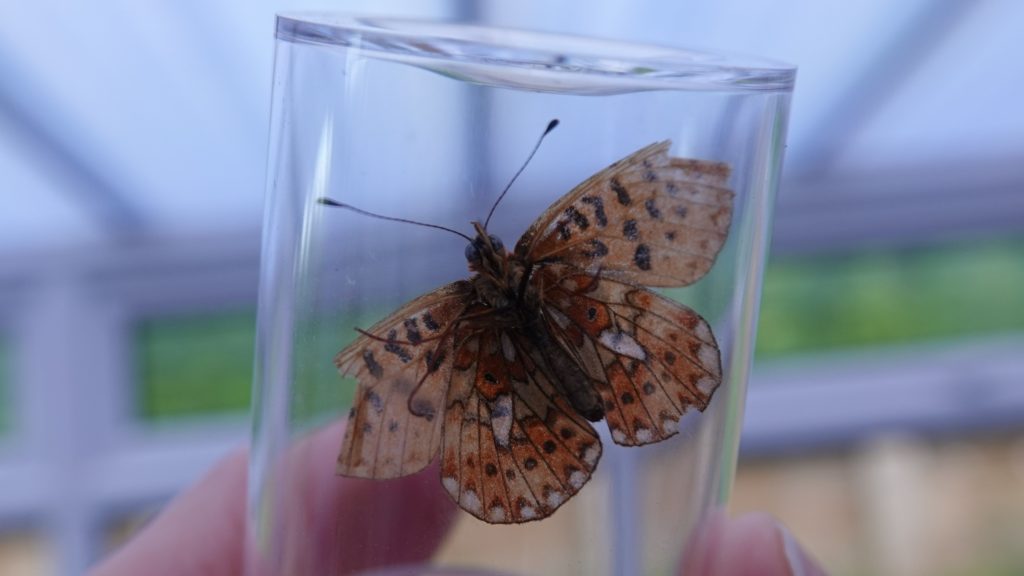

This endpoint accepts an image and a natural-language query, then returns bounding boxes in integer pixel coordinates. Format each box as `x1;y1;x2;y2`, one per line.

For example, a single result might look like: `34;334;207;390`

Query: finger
263;422;458;574
681;511;827;576
92;423;459;576
90;448;249;576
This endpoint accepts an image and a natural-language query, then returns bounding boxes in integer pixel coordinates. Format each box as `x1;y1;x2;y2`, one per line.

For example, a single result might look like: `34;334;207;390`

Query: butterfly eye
488;235;504;252
465;242;481;263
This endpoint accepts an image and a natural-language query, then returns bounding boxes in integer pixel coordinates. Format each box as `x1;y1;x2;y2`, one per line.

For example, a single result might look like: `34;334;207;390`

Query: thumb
681;512;826;576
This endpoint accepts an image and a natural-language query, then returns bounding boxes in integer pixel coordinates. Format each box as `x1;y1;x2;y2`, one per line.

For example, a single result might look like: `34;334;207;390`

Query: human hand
89;423;457;576
682;510;826;576
90;429;824;575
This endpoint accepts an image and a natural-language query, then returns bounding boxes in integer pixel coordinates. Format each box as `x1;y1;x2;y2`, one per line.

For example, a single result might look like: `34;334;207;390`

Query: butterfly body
333;141;734;523
464;221;607;425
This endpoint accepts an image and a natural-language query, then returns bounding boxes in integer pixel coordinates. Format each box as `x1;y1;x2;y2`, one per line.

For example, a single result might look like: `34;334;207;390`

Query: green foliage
137;310;255;420
137;309;363;424
757;237;1024;357
287;312;362;429
133;237;1024;420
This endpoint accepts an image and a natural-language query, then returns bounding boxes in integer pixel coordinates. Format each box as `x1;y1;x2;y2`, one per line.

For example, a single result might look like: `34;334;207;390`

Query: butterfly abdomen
523;313;605;422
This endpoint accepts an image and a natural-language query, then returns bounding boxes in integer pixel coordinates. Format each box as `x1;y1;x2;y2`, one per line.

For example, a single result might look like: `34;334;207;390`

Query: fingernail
776;521;824;576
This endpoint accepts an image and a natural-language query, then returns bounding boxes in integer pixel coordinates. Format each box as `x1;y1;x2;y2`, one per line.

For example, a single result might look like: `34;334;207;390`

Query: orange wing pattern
335;281;471;478
515;141;733;287
439;329;602;523
537;266;721;446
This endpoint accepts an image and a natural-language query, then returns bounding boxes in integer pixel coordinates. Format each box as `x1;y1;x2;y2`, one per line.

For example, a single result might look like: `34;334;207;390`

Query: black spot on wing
585;239;609;258
410;397;437;420
581;196;608;227
404;321;423;345
557;221;572;241
645;198;661;219
634;244;652;271
565;206;590;230
384;329;413;363
611;177;631;206
425;349;445;373
622;219;639;241
422;312;440;332
366;390;384;413
362;350;383;379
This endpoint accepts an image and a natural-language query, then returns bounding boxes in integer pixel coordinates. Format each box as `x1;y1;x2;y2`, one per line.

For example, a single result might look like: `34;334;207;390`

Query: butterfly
326;123;733;524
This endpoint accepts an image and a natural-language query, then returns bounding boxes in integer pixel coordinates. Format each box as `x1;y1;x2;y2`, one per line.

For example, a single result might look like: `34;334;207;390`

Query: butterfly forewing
515;141;733;287
336;281;472;478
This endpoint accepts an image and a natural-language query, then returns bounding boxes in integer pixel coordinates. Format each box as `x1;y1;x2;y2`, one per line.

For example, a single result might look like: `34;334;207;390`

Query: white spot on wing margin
461;490;482;515
546;491;564;508
489;505;506;522
698;344;718;372
442;476;458;495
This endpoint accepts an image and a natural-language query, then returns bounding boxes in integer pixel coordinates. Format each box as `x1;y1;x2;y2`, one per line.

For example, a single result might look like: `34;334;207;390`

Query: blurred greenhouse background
1;1;1023;575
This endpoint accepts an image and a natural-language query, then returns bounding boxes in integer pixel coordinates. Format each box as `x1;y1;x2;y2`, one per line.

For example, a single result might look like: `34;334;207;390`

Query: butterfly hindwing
515;141;733;287
335;281;472;478
539;267;722;446
440;329;602;523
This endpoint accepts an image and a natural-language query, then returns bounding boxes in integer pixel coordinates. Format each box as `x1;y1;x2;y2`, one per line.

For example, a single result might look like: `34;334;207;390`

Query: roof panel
838;0;1024;170
0;0;1019;250
0;117;104;252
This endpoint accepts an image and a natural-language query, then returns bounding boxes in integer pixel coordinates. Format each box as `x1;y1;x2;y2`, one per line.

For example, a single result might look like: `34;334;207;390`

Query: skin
90;425;825;576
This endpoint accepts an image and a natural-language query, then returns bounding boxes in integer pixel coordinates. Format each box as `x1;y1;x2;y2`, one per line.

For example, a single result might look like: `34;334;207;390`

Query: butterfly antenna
483;118;560;230
318;198;473;242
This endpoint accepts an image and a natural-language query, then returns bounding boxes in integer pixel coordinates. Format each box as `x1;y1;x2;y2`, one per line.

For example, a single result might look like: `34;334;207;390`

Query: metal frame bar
789;0;979;175
743;335;1024;456
1;246;254;573
0;44;148;239
773;156;1024;256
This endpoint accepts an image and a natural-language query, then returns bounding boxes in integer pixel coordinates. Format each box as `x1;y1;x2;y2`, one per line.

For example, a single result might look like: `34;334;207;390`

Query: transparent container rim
275;13;796;94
